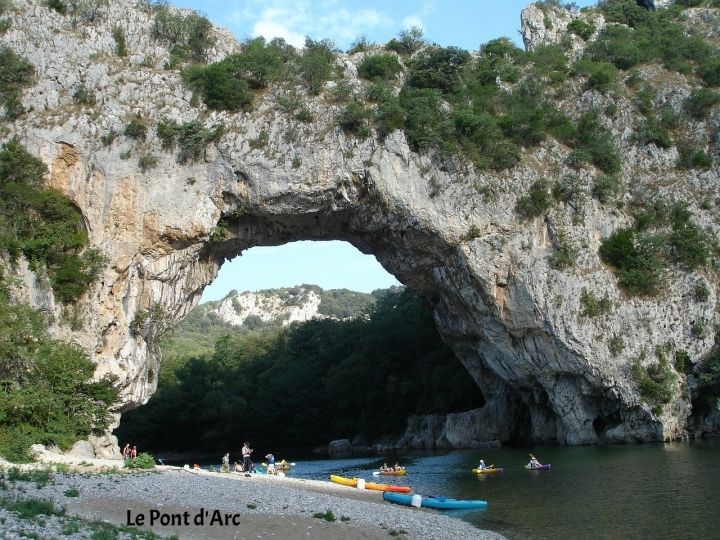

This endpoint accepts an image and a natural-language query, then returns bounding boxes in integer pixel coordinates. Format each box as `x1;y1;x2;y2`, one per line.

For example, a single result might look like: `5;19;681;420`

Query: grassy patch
313;509;336;522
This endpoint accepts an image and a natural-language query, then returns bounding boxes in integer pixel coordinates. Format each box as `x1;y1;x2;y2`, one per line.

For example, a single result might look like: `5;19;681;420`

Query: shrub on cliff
0;271;118;462
0;140;107;304
0;46;34;118
357;54;403;81
385;27;424;55
183;62;252;112
516;178;552;219
297;38;338;95
152;4;214;65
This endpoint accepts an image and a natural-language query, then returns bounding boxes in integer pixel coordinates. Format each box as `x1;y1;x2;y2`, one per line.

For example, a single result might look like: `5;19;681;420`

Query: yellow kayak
472;467;504;475
378;469;406;476
330;474;358;487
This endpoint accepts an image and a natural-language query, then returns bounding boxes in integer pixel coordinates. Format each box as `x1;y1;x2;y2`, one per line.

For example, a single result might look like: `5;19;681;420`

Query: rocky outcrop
208;287;325;327
1;0;719;453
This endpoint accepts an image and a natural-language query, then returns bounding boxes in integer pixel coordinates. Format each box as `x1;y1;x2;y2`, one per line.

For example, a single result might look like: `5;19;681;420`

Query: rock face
1;0;719;451
204;286;374;327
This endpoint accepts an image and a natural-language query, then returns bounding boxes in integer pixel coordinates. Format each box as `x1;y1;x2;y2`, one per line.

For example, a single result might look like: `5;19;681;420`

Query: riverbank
0;464;502;539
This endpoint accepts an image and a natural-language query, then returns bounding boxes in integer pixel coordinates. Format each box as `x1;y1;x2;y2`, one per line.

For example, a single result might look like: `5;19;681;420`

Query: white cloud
400;0;435;31
226;0;393;48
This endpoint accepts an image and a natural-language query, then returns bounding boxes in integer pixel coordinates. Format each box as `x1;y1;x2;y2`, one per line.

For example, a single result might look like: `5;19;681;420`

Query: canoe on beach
383;491;488;510
330;475;411;493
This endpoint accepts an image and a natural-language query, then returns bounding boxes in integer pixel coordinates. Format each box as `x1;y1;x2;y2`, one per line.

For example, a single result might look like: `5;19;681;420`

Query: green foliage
684;88;720;119
0;46;34;118
385;27;424;55
572;58;617;93
155;119;222;163
348;35;372;54
46;0;67;14
697;346;720;409
636;116;671;148
529;45;568;84
152;4;213;65
676;142;712;169
0;274;118;462
600;200;710;295
579;288;612;317
138;153;158;172
609;335;625;356
313;510;336;522
338;101;370;137
227;37;293;89
2;497;63;518
63;486;80;497
600;228;664;295
183;62;252;112
694;280;710;302
399;87;449;152
112;26;127;58
298;38;337;95
568;18;595;40
124;452;155;469
571;112;621;174
117;288;483;452
124;118;147;140
691;321;706;339
0;140;106;304
406;46;471;94
549;232;577;270
0;18;11;34
592;174;622;204
632;355;676;415
357;54;402;81
516;178;552;219
72;84;95;106
100;130;117;147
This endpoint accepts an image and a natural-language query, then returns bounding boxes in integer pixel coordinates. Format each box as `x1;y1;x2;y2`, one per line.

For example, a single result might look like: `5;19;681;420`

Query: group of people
224;442;280;475
380;462;404;472
476;454;543;470
122;443;138;459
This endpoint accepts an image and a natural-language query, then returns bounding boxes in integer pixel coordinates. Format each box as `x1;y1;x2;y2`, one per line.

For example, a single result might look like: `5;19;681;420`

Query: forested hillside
160;285;382;363
116;288;483;452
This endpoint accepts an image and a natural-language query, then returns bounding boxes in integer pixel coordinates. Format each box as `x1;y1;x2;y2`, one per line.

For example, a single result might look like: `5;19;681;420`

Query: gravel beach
0;463;504;539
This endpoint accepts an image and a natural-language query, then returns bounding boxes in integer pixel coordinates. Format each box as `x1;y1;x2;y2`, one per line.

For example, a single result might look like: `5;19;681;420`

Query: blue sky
172;0;597;51
185;0;597;301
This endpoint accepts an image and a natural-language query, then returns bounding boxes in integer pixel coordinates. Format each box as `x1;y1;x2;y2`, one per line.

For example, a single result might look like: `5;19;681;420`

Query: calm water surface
166;440;720;539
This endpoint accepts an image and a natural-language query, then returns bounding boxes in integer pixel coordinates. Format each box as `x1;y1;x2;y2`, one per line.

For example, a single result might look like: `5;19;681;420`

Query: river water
166;439;720;539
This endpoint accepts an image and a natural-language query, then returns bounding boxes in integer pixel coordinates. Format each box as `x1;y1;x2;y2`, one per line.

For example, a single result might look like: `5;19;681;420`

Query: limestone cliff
1;0;719;455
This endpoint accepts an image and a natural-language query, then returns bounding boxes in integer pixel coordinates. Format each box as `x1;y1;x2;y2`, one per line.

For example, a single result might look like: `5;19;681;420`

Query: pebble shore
0;464;504;539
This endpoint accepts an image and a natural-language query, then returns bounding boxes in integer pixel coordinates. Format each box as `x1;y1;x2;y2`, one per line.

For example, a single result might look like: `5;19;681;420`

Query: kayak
383;491;487;510
524;464;551;470
378;469;406;476
365;481;411;493
472;467;503;475
331;475;411;493
330;474;358;487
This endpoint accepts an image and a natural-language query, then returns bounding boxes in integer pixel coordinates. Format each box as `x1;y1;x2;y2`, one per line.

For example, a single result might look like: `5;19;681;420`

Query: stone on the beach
65;441;96;459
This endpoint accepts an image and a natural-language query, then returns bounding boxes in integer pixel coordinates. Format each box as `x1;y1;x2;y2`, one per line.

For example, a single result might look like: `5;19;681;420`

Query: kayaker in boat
393;462;403;471
528;454;541;468
478;459;488;470
381;462;390;472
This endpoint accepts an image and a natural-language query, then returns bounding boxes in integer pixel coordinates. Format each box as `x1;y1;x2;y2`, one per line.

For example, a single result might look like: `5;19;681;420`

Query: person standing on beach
131;446;138;459
122;444;131;459
242;442;253;472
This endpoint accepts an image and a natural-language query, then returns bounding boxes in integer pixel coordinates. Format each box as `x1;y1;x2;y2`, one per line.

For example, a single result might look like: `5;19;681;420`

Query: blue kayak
383;491;487;509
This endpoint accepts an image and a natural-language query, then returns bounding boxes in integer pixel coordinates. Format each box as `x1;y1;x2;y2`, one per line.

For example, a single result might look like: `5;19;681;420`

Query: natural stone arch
4;0;716;458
